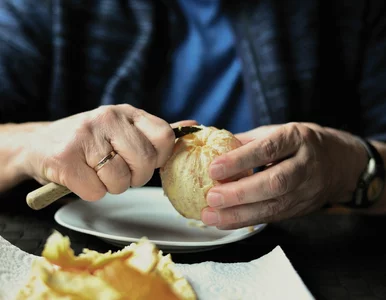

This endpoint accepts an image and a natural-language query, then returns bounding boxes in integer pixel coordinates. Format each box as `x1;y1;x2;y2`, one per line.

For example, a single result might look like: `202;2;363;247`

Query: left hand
201;122;367;229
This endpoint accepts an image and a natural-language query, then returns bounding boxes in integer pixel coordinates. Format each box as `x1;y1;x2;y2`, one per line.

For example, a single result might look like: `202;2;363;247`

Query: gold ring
94;151;117;171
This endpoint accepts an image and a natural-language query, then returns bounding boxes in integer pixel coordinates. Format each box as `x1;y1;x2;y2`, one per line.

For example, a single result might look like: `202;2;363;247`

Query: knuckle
277;195;291;210
131;108;146;123
81;106;118;137
117;103;134;111
96;105;119;124
76;115;93;134
269;172;288;195
292;122;318;145
296;124;321;159
299;126;314;142
286;122;308;149
235;154;249;171
232;186;246;205
266;199;282;217
260;138;278;162
230;209;243;224
287;122;302;139
287;121;301;130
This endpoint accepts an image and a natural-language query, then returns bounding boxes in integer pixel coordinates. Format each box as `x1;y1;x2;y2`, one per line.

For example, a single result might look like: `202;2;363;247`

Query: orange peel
16;231;196;300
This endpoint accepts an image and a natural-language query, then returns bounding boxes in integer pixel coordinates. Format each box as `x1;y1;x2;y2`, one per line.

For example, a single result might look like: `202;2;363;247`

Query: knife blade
173;126;202;138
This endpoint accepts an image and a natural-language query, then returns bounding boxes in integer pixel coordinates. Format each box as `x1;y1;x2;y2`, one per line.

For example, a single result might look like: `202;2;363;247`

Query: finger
235;125;280;144
62;129;116;200
201;198;289;227
202;193;315;229
110;124;157;187
57;161;107;202
93;105;158;187
125;106;176;168
217;169;253;184
207;157;307;208
81;129;133;192
82;126;115;169
43;112;109;201
216;199;323;230
209;123;303;180
170;120;199;128
96;153;131;194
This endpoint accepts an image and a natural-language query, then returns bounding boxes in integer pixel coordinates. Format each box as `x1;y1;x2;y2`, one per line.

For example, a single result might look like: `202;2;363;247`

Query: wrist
344;137;385;209
4;122;48;184
342;137;369;204
324;128;368;205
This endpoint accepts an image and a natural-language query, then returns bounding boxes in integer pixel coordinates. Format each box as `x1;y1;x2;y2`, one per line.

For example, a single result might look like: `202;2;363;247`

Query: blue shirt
1;0;386;142
161;0;253;134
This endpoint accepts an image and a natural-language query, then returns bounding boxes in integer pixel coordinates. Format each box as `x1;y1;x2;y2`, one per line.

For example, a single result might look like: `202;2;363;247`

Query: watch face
367;177;384;202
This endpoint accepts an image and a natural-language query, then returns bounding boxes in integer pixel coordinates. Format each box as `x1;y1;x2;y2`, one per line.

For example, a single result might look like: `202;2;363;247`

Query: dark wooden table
1;181;386;300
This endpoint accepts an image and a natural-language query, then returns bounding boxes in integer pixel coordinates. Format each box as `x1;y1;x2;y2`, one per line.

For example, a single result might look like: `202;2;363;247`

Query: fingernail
210;164;225;179
202;210;219;225
207;192;224;207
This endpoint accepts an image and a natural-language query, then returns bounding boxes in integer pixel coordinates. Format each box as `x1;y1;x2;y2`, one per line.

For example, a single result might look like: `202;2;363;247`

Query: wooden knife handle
26;182;71;210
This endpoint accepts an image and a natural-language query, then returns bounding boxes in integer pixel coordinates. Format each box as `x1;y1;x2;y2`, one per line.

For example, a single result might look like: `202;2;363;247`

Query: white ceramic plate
54;187;267;253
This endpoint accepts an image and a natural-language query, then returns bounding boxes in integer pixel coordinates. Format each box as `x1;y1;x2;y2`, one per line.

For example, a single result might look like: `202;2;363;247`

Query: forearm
0;122;48;193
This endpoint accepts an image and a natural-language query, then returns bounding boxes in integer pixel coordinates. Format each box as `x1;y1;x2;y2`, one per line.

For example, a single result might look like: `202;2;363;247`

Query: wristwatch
345;137;385;208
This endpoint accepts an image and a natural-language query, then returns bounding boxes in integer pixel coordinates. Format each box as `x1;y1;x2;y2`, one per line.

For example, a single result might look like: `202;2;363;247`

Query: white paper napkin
0;235;314;300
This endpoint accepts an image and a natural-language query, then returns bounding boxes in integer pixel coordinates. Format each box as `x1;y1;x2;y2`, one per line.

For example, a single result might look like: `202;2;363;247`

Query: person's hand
201;122;367;229
21;104;196;201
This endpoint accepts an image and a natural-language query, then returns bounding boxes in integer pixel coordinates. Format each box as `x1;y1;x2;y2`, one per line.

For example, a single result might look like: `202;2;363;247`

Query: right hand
21;104;195;201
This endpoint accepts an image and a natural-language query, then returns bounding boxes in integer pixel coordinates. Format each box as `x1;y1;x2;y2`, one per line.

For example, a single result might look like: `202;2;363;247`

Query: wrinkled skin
201;122;368;229
22;104;195;201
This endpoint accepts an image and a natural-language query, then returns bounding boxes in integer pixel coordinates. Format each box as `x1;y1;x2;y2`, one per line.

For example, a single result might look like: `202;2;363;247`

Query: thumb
170;120;199;128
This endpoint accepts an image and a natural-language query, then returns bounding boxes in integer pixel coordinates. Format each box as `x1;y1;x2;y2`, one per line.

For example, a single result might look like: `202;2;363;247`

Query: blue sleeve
359;1;386;141
0;0;51;123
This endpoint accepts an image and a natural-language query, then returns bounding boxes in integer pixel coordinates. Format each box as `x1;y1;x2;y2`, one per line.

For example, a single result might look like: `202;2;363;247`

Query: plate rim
54;187;267;248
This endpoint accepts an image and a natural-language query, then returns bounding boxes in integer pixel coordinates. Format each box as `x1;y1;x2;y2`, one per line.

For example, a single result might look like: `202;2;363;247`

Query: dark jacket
1;0;386;140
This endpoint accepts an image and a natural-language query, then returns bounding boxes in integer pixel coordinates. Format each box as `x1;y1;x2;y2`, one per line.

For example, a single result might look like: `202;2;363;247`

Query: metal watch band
346;137;385;208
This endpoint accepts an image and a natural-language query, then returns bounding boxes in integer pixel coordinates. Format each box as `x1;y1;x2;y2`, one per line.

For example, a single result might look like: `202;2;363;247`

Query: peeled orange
160;126;249;220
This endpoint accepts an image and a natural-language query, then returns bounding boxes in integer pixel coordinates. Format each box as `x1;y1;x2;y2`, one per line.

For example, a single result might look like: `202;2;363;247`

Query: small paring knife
173;126;202;138
26;126;202;210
